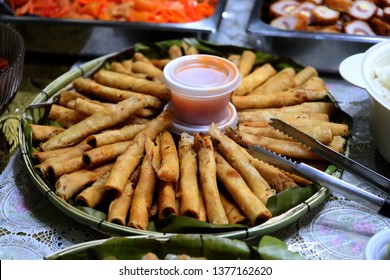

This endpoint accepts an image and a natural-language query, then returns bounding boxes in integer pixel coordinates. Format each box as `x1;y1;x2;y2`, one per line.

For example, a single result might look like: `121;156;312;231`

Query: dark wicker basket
0;23;25;115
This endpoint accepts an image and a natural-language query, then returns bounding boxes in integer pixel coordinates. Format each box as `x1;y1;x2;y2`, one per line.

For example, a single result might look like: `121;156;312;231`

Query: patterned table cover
1;0;390;260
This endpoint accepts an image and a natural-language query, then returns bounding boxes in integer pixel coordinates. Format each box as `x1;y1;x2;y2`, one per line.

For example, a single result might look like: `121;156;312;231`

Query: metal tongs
248;118;390;218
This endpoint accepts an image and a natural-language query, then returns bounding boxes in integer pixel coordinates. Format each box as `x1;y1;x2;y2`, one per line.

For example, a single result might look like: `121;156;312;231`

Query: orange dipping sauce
163;54;240;125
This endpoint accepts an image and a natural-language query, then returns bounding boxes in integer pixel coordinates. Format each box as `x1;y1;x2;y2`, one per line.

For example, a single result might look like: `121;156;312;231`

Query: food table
1;0;390;260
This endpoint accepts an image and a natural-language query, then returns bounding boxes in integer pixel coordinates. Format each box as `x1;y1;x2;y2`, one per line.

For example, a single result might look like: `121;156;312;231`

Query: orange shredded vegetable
9;0;218;23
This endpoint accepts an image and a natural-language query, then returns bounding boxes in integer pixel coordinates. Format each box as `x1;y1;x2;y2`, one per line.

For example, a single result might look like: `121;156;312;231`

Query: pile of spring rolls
29;43;350;231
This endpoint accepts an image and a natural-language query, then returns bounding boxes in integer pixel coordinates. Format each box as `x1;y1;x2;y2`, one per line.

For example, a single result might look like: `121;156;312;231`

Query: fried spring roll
156;130;179;182
132;61;163;81
48;104;88;128
198;192;207;222
215;151;272;225
55;162;114;201
95;69;171;100
104;136;146;195
178;133;200;219
29;124;65;142
151;58;171;70
86;123;146;147
238;50;257;77
238;124;333;144
152;133;162;172
294;66;318;86
238;125;288;139
34;140;93;176
110;61;132;75
195;133;228;225
158;180;178;219
82;141;131;168
168;44;183;59
182;40;199;55
239;101;337;116
110;61;148;79
32;139;92;163
237;110;329;123
47;155;86;181
133;52;153;64
108;181;134;225
232;88;328;110
41;96;147;151
208;124;274;205
121;59;134;72
72;102;162;123
227;54;241;67
104;110;172;195
72;77;163;107
248;67;296;96
128;139;157;230
71;98;114;116
328;135;347;154
219;192;247;225
75;173;109;208
245;149;299;193
58;90;91;107
235;75;329;109
234;63;277;96
281;118;349;137
225;126;322;161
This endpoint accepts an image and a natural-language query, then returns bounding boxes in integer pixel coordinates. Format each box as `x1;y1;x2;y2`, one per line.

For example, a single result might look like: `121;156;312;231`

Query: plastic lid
164;102;238;136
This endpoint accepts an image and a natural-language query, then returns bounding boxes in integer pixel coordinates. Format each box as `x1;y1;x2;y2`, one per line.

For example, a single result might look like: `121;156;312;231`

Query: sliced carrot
10;0;217;23
133;0;156;12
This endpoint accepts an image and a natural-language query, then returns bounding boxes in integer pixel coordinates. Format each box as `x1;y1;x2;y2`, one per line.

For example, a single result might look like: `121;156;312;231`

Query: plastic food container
339;40;390;163
364;228;390;260
163;54;240;134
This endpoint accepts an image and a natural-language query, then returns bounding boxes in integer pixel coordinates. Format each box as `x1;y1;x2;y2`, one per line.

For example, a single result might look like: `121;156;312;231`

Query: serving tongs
247;119;390;218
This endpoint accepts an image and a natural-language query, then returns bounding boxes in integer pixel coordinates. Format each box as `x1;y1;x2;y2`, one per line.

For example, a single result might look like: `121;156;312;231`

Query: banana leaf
266;184;320;217
46;234;302;260
149;214;247;233
258;235;305;260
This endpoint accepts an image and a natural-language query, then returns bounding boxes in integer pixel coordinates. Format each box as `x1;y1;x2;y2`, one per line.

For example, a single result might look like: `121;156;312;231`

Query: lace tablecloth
1;0;390;260
0;152;107;260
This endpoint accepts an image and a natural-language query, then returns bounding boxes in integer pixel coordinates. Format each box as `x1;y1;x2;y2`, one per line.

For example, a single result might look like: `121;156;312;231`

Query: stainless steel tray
0;0;226;33
246;0;389;73
0;0;226;57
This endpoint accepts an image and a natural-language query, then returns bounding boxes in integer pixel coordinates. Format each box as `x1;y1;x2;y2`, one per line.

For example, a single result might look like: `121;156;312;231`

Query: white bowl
339;40;390;163
364;228;390;260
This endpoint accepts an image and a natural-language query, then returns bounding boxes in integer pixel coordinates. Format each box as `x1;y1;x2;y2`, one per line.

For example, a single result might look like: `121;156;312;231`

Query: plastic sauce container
163;54;241;126
364;228;390;260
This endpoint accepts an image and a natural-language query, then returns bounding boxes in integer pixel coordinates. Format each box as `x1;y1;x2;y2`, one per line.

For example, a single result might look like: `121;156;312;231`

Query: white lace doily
272;171;390;260
0;151;107;260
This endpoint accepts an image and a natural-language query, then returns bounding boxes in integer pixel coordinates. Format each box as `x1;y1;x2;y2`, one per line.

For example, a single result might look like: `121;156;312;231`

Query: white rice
374;65;390;104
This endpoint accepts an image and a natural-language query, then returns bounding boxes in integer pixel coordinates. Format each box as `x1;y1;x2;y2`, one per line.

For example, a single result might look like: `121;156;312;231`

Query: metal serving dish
247;0;389;74
0;0;226;57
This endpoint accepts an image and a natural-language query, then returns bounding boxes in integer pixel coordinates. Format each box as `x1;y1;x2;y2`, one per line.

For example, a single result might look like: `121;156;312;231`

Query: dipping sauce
163;54;240;125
